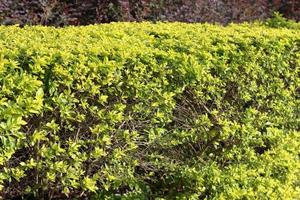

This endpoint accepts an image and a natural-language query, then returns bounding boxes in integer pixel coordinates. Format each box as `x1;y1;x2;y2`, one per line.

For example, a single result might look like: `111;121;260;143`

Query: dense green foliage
0;22;299;199
265;12;300;30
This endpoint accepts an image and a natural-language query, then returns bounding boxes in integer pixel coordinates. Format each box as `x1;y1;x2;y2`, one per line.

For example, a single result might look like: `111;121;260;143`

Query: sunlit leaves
0;22;299;199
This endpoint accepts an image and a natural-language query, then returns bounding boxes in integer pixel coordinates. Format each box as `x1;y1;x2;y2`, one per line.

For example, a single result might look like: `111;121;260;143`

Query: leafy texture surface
0;22;299;199
0;0;299;26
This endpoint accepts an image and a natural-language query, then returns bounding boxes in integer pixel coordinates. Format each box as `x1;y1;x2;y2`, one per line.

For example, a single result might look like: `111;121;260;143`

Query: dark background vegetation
0;0;299;26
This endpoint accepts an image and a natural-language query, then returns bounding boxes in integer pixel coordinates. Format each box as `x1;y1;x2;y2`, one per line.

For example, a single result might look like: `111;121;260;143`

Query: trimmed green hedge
0;22;299;199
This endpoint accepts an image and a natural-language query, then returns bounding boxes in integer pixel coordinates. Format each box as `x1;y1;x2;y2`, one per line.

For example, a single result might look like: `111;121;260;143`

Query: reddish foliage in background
0;0;299;26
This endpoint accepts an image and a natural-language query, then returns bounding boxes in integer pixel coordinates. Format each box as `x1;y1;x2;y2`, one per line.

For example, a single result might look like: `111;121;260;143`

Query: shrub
1;0;300;26
0;22;299;199
265;12;300;29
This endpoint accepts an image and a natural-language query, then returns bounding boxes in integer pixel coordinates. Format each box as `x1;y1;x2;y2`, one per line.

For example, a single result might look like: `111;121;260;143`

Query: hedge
0;22;299;199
